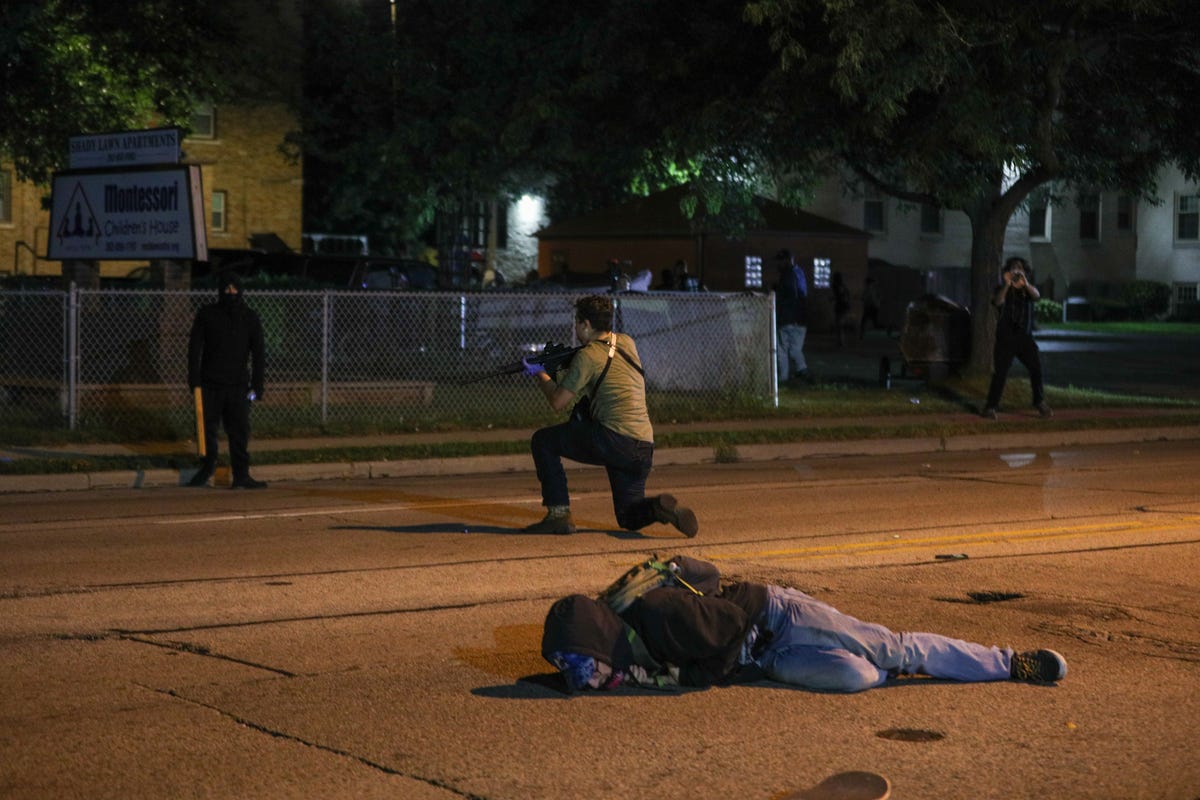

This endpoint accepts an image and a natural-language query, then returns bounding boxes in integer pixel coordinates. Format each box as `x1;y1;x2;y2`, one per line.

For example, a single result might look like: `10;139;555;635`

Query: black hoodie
187;272;265;394
541;594;640;672
542;556;769;688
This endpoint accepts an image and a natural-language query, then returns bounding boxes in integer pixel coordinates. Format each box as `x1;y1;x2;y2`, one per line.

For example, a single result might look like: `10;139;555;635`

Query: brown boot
654;494;698;538
523;506;576;535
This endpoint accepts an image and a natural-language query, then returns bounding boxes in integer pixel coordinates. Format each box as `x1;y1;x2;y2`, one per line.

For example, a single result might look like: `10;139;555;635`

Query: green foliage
1119;280;1171;320
0;0;298;183
1035;299;1062;324
742;0;1200;372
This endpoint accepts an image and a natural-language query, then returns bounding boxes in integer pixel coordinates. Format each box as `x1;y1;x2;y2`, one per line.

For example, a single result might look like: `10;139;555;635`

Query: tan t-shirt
557;333;653;443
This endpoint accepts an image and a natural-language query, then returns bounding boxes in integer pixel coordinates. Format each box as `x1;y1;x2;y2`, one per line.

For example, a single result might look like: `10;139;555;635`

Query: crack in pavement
122;634;298;677
140;684;488;799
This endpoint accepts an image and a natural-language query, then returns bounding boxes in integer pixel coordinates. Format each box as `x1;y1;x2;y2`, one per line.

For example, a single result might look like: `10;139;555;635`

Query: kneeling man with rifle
521;295;698;537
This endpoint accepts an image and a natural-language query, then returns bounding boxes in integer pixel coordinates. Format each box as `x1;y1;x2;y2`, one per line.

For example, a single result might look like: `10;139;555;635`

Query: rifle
461;341;582;385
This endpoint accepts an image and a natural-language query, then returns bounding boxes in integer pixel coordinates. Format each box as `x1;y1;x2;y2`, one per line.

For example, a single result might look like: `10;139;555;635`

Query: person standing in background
187;271;267;489
774;249;810;384
981;257;1052;420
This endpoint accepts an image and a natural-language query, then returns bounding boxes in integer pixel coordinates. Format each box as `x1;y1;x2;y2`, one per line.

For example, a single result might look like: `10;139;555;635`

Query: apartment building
1;102;302;281
806;165;1200;314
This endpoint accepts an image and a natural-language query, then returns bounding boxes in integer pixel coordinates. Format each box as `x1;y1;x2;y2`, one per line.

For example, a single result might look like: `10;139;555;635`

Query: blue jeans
530;419;657;530
777;324;808;380
757;585;1012;692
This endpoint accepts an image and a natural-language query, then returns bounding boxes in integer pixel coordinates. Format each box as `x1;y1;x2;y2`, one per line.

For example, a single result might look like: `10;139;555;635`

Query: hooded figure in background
187;270;267;488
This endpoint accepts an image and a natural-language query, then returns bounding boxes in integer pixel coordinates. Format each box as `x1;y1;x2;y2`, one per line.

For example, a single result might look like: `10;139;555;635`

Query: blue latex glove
522;356;547;377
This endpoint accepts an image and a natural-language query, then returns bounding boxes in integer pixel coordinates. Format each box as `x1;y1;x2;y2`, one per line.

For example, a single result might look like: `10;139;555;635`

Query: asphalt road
3;438;1199;799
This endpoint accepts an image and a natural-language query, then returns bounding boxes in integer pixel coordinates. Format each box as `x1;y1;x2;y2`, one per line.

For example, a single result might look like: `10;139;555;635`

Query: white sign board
47;165;208;262
68;128;182;169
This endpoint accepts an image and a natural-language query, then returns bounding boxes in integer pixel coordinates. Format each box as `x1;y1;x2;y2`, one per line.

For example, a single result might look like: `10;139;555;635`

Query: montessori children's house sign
48;164;208;261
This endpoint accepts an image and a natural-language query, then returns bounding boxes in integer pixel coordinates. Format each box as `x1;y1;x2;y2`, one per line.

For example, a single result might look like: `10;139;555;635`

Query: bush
1035;298;1062;324
1120;280;1171;320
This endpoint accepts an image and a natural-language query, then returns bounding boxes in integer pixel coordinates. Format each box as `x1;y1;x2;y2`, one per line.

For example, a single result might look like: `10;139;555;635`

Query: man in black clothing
187;271;267;488
982;257;1052;420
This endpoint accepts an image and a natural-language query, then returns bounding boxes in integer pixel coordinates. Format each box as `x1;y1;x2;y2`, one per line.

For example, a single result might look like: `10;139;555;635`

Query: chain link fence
1;288;776;438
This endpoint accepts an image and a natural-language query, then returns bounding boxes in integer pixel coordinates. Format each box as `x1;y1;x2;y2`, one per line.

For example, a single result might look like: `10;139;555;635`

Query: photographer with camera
521;295;698;537
982;256;1052;420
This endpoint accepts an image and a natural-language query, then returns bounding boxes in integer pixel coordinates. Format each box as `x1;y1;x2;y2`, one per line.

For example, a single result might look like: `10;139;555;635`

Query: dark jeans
199;384;253;479
985;329;1044;408
530;418;656;531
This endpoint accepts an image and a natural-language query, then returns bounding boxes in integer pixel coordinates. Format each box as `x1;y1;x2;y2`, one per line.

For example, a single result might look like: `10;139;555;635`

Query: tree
298;0;779;256
744;0;1200;371
0;0;299;184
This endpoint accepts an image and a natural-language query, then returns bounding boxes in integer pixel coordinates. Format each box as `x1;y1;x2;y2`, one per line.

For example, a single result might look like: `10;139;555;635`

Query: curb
4;425;1198;494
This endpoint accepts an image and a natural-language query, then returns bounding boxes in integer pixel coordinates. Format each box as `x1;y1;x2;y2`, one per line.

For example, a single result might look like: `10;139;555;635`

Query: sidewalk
4;330;1199;493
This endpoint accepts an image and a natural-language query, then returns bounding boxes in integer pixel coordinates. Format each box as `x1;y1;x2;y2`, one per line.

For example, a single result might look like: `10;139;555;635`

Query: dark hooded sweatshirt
187;273;265;395
542;556;769;688
621;581;768;687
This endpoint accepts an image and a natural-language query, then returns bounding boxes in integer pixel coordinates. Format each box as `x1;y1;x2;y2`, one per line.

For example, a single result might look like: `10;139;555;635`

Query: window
744;255;763;289
1078;193;1100;241
1176;194;1199;241
1176;283;1198;304
1116;195;1135;233
0;169;11;223
211;191;227;231
1029;190;1050;239
191;102;216;139
863;192;885;233
812;258;831;289
920;203;943;235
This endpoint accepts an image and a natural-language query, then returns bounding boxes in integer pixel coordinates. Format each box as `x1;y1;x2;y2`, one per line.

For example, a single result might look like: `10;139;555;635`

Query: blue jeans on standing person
756;585;1012;692
530;418;658;531
777;324;808;381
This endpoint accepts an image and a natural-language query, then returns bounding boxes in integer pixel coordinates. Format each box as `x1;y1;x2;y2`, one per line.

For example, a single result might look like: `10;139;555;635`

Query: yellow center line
715;515;1200;561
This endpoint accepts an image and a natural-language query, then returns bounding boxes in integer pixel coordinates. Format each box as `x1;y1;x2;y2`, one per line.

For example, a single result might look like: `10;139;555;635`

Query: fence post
769;291;779;408
321;290;331;424
66;283;79;429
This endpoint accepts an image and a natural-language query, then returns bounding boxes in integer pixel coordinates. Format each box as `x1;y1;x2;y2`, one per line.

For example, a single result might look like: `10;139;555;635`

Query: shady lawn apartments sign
48;128;207;261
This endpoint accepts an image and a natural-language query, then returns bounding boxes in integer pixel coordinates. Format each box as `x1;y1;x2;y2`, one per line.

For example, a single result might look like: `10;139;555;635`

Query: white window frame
1029;190;1051;241
1175;193;1199;243
744;255;763;289
191;102;216;139
812;257;832;289
211;190;227;232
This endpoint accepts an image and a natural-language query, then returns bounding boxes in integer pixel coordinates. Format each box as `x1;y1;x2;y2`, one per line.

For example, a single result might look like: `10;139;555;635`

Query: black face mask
219;287;244;309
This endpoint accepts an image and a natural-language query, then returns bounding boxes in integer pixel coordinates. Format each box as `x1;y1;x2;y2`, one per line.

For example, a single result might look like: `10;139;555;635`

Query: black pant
985;329;1044;409
530;418;657;530
199;384;252;479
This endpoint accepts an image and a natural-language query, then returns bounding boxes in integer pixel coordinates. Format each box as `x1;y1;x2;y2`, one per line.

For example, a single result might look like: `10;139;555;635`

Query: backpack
597;554;705;613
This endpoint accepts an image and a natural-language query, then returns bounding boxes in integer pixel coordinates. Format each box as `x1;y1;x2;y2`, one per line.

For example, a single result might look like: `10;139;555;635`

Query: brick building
0;102;302;281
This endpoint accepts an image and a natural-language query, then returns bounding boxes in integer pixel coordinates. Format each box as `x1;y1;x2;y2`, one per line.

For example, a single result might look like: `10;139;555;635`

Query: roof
537;185;868;240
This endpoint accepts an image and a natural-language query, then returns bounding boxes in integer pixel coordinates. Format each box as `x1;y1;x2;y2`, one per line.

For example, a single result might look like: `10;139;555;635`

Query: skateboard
780;771;891;800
